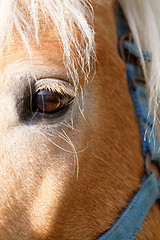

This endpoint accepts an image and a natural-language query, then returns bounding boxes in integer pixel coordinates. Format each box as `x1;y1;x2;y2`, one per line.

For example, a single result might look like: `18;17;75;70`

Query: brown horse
0;0;159;239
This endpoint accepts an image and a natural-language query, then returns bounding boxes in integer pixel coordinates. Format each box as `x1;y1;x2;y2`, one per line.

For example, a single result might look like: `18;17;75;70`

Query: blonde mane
119;0;160;132
0;0;96;90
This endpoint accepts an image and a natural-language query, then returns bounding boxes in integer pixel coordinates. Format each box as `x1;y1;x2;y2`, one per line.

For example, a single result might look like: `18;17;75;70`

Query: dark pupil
34;89;61;113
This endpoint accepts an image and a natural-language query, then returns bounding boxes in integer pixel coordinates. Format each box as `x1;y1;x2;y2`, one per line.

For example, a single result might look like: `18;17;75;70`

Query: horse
0;0;159;239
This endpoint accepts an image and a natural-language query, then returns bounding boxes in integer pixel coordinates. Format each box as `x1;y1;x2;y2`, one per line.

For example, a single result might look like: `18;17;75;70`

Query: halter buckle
144;151;160;177
144;151;151;177
118;33;133;63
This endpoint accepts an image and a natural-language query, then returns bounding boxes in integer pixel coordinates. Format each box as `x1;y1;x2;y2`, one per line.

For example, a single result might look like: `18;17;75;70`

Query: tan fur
0;0;159;239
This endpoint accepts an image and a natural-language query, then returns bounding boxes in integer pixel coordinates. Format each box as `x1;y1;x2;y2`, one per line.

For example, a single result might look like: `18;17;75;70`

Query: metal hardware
118;33;133;63
144;151;151;177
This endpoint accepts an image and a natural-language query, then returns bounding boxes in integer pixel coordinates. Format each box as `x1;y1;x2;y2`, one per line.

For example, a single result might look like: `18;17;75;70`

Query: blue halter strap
97;3;160;240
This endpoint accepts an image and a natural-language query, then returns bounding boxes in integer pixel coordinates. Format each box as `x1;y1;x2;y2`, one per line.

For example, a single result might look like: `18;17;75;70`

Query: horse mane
0;0;96;90
119;0;160;132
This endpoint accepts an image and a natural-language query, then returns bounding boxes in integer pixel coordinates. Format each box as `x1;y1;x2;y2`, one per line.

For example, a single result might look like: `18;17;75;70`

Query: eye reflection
32;89;73;114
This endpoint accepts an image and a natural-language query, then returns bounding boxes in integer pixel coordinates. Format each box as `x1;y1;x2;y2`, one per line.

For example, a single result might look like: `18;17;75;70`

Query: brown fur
0;0;159;239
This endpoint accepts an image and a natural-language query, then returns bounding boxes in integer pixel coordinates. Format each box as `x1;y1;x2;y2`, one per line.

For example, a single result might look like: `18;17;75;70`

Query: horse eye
32;89;73;114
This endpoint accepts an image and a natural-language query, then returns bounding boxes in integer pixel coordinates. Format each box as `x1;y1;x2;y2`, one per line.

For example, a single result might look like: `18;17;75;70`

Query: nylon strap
97;172;160;240
127;63;160;161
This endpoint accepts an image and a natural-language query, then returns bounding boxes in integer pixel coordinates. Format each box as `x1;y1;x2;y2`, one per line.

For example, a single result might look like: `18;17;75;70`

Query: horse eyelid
34;78;75;98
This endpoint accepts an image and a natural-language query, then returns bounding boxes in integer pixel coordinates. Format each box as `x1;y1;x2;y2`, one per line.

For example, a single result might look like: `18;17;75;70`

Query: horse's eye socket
32;89;73;114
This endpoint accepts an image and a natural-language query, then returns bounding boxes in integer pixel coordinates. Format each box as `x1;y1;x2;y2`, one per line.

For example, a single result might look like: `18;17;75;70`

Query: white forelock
0;0;96;90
